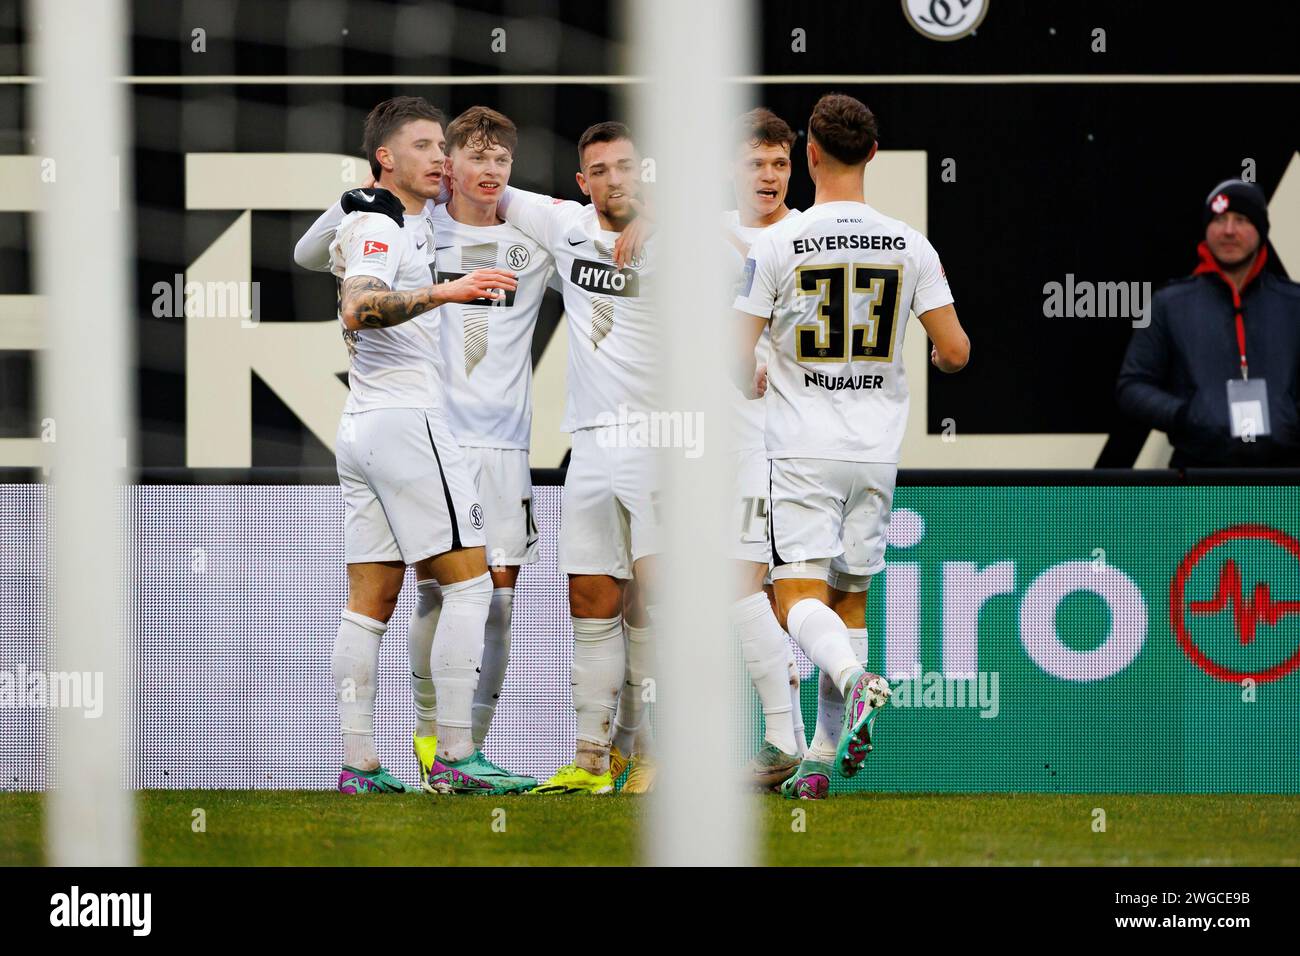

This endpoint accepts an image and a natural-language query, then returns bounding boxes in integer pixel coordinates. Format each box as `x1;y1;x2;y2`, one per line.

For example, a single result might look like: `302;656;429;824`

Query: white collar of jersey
433;204;508;231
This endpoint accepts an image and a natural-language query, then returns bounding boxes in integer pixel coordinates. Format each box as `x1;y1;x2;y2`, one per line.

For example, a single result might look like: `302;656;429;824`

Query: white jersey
330;209;442;414
430;204;553;449
500;189;660;432
734;200;953;463
723;208;800;451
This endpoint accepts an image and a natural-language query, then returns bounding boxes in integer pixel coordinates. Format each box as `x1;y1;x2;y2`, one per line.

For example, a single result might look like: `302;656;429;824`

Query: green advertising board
785;484;1300;794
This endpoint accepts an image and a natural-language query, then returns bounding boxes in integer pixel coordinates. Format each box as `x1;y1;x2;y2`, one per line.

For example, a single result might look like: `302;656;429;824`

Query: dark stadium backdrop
4;1;1300;471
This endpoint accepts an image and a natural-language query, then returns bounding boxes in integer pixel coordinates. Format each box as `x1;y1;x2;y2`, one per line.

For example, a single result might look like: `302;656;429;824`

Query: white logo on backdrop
902;0;988;41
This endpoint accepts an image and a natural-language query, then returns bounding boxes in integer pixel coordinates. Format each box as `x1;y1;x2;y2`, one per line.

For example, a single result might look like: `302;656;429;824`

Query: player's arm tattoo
340;275;438;330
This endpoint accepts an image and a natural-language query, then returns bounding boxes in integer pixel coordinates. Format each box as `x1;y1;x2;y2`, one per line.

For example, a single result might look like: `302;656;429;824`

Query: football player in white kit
314;97;522;794
296;106;551;792
418;106;555;790
724;108;809;788
734;94;970;799
496;123;663;794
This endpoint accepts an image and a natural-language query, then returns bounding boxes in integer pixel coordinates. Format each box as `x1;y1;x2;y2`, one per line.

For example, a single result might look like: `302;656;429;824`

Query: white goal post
630;0;756;866
33;0;136;865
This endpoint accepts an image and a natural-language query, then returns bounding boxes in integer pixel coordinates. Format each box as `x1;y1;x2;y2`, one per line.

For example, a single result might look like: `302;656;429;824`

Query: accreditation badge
1226;377;1270;438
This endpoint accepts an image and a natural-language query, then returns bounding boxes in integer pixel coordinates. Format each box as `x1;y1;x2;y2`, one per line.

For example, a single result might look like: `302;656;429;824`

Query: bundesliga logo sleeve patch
362;240;389;258
741;257;756;297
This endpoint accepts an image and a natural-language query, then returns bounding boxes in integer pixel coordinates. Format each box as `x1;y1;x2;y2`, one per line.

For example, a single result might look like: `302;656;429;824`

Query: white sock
786;598;863;697
846;628;869;671
808;669;843;763
808;627;868;762
333;609;386;771
787;646;806;757
409;579;441;738
734;592;798;755
472;587;513;748
572;615;625;771
632;721;655;756
431;573;492;763
613;618;653;756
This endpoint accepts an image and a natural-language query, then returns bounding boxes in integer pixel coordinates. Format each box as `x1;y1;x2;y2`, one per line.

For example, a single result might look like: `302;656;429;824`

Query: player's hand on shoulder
341;186;404;227
613;197;656;268
614;215;652;269
440;268;518;303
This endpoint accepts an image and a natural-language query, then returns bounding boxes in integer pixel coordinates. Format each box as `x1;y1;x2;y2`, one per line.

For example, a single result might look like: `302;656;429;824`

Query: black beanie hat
1203;179;1269;241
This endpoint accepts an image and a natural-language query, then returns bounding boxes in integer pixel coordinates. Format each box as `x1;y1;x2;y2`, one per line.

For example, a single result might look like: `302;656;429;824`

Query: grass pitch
2;791;1298;866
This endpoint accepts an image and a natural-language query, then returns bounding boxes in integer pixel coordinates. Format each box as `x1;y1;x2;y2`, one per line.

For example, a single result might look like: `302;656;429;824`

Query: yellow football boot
609;745;628;782
621;753;658;794
532;763;614;795
413;733;438;782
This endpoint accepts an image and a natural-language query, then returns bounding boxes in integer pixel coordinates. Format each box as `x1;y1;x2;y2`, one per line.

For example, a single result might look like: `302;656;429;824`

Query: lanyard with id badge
1227;300;1269;439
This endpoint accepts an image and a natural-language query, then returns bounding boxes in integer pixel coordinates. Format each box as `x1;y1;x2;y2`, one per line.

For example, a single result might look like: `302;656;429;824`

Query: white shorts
335;407;485;565
460;445;539;566
732;446;771;565
558;427;663;580
768;457;897;589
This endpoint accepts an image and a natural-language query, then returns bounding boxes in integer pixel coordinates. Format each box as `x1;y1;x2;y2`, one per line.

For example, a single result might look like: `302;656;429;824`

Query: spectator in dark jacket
1116;179;1300;467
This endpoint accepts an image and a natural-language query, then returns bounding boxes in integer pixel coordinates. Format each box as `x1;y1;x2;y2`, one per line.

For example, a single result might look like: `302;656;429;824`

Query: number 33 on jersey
734;200;954;464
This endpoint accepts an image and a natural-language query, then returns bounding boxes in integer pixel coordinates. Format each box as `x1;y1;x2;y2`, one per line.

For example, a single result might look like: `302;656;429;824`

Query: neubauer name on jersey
792;233;906;255
805;372;884;391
